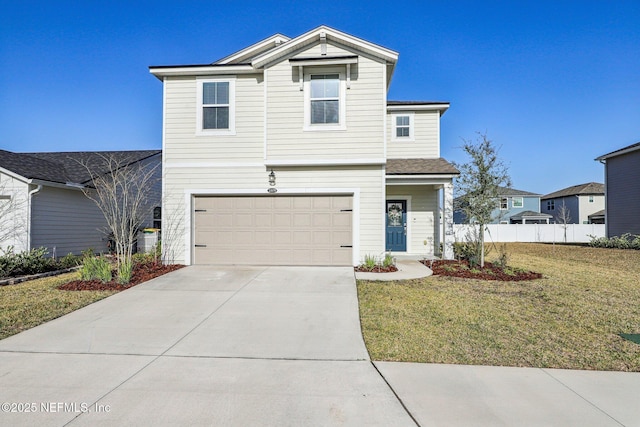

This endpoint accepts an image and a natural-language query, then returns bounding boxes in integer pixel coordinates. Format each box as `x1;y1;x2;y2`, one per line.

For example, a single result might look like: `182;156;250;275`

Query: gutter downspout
26;184;43;251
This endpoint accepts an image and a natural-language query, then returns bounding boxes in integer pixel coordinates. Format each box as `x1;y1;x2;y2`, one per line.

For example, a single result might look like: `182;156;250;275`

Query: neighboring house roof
386;158;459;175
588;209;606;219
541;182;604;200
595;141;640;161
496;187;541;197
509;210;553;221
0;150;161;186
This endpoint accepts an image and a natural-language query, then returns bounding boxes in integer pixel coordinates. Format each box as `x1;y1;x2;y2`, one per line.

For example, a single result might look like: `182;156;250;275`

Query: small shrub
453;241;481;267
382;253;395;268
80;256;112;283
59;253;82;269
362;254;378;270
494;243;509;268
588;234;640;250
117;258;134;284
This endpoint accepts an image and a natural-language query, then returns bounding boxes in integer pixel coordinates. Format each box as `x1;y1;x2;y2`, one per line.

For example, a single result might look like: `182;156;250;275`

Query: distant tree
80;154;160;283
556;201;572;243
455;132;511;267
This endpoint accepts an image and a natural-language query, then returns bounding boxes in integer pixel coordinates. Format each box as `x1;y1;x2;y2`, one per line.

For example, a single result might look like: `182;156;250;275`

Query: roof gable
250;25;399;70
596;141;640;160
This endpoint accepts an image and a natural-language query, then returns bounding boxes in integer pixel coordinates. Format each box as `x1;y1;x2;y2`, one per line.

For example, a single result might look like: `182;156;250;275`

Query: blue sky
1;0;638;195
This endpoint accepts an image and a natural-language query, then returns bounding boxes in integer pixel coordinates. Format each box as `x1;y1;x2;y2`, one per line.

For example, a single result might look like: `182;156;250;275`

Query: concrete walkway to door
0;266;415;426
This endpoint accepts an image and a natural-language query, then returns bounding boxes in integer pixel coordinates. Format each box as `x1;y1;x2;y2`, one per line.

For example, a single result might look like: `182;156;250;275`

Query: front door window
387;202;403;226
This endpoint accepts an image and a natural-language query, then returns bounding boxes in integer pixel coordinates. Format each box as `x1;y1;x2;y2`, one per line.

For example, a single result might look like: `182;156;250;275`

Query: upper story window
547;200;555;210
589;195;594;202
310;74;339;124
512;197;524;208
196;77;236;135
500;197;508;210
303;70;346;131
391;113;414;141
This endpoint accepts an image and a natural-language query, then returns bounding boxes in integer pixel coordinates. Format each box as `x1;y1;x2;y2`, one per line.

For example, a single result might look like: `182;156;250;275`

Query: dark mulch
58;263;184;291
354;265;399;273
423;259;542;281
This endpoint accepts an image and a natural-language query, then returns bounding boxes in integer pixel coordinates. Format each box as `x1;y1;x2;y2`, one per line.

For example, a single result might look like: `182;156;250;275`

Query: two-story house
150;26;459;266
454;187;551;224
540;183;605;224
596;142;640;236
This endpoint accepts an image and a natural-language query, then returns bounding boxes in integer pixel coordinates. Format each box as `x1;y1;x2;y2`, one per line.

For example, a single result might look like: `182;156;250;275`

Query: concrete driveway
0;266;415;426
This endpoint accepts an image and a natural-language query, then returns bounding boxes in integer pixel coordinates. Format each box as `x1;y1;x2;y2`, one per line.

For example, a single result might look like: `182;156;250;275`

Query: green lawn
357;243;640;371
0;272;116;340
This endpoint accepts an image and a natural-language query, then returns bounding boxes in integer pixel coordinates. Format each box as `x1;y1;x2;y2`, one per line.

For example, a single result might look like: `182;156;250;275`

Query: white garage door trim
184;188;360;266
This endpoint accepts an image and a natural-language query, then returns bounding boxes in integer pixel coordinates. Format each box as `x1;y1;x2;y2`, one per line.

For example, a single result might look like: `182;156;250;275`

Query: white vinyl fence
453;224;605;244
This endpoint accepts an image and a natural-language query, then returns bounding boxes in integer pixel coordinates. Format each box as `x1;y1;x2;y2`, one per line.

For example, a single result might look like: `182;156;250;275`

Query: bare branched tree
556;201;572;243
454;132;511;267
80;154;160;283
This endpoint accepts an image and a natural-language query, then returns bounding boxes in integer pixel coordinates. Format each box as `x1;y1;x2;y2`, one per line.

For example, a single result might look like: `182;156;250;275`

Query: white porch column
443;182;455;259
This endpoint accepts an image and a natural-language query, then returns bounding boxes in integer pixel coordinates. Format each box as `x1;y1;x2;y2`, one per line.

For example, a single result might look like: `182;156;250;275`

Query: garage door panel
194;195;352;266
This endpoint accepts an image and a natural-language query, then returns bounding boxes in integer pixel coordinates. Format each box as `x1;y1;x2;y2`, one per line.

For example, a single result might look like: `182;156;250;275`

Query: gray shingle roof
386;158;459;175
596;141;640;160
0;150;161;185
509;210;553;220
496;187;541;197
541;182;604;200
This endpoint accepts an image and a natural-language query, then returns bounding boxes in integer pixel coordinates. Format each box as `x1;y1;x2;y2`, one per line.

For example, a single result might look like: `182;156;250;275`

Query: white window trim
303;69;346;131
196;77;236;136
391;113;415;141
512;197;524;208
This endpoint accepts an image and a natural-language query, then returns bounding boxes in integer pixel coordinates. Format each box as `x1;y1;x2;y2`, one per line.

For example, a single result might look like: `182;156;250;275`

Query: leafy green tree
455;132;511;267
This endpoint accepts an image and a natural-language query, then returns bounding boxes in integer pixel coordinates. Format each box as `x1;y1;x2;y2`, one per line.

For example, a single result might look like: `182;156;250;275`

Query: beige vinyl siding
0;172;29;252
30;186;108;255
265;42;385;160
162;165;384;265
577;195;605;224
386;185;439;255
163;74;264;164
387;110;440;159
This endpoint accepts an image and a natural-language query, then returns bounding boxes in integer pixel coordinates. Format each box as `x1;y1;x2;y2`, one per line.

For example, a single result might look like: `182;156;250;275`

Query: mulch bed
423;259;542;281
58;263;184;291
354;265;399;273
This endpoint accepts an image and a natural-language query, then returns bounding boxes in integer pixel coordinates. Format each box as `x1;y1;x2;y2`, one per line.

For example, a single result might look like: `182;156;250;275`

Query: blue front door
385;200;407;251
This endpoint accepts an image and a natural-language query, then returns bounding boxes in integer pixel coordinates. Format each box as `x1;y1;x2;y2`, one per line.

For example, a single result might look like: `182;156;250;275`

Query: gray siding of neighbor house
606;149;640;237
30;186;109;255
541;196;579;224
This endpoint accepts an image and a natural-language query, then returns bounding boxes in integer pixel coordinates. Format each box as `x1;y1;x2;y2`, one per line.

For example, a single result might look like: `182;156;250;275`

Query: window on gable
203;82;229;129
197;78;235;135
310;74;340;124
512;197;524;208
589;195;594;202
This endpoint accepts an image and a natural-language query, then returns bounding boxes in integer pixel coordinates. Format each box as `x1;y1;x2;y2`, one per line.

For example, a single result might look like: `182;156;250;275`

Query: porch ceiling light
268;169;276;186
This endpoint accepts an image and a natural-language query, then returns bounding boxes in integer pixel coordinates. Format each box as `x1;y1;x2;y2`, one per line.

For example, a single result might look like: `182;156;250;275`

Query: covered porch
385;159;459;259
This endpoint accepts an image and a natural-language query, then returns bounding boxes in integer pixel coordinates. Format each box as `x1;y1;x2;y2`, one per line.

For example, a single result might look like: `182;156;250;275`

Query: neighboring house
454;187;551;224
596;142;640;237
540;182;605;224
149;26;459;266
0;149;161;255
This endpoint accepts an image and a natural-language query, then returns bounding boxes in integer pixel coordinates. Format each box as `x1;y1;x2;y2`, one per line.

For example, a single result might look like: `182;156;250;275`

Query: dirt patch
58;263;184;291
424;259;542;281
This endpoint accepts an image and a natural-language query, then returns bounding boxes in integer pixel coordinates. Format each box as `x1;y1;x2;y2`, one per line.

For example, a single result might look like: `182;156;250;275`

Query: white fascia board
149;65;257;79
251;25;398;69
386;175;458;185
596;143;640;161
288;56;358;66
214;34;291;65
264;158;386;167
387;104;450;113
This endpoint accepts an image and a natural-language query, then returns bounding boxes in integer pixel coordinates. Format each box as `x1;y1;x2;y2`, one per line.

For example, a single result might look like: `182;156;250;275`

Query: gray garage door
193;195;353;266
